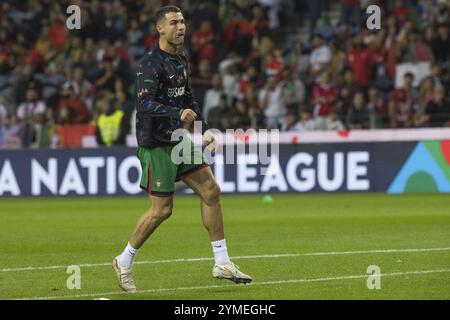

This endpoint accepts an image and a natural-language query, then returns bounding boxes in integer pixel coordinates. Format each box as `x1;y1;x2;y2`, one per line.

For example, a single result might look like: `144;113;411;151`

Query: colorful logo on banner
388;141;450;193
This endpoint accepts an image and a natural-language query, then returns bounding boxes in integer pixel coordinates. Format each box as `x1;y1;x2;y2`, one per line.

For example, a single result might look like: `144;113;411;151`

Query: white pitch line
2;247;450;273
16;269;450;300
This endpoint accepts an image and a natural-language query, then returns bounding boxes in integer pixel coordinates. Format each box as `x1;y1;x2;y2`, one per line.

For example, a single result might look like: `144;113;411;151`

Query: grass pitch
0;194;449;300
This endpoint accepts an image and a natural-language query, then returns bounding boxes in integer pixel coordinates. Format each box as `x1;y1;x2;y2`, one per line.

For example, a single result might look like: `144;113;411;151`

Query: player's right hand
180;109;197;123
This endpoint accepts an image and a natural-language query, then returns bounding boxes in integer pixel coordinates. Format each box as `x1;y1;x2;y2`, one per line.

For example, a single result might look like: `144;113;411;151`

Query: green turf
0;194;449;300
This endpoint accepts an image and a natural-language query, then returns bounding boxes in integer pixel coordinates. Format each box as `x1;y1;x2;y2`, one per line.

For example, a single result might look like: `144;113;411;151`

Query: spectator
281;67;306;112
367;86;388;128
311;71;339;129
127;19;143;47
336;68;360;118
219;55;242;105
419;85;450;127
1;114;22;149
390;0;411;27
435;1;450;25
95;57;117;92
325;109;346;130
80;41;101;84
56;82;90;125
67;36;84;66
12;63;41;106
335;23;351;47
34;21;55;67
258;75;288;129
203;73;222;120
418;77;434;109
281;112;301;131
101;3;127;42
239;65;260;98
48;10;68;51
106;41;133;87
69;64;95;110
191;59;213;112
347;91;370;129
309;0;327;37
191;20;215;64
245;83;265;129
329;41;346;82
264;48;284;78
288;40;310;80
297;110;316;131
0;29;13;73
405;31;433;63
257;0;281;30
144;23;158;50
431;23;450;64
36;108;58;148
346;34;376;89
339;0;361;29
224;4;267;57
430;63;444;87
414;76;435;126
114;77;133;112
95;95;127;147
250;2;271;33
207;94;229;131
229;99;251;129
127;18;145;61
388;72;419;128
309;34;331;79
16;86;46;121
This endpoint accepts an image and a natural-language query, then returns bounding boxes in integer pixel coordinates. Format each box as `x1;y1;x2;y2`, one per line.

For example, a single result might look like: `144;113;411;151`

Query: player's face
159;12;186;46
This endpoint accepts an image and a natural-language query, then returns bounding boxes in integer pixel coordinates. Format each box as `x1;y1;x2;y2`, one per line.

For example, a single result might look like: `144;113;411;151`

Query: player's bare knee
202;182;221;205
150;202;173;221
151;210;172;223
160;210;173;221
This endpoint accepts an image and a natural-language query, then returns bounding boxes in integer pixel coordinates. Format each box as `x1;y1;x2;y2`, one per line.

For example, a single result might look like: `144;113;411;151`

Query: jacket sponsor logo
167;86;185;98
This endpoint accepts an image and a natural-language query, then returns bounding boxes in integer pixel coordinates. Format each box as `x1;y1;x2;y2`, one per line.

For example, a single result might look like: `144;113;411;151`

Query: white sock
118;242;139;269
211;239;231;265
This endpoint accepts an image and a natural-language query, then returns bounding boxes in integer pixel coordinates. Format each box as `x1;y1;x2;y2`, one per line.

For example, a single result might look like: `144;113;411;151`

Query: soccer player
112;5;252;292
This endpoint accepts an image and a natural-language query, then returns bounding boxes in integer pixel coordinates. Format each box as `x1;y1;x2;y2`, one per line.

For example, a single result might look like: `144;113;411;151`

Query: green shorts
138;137;209;196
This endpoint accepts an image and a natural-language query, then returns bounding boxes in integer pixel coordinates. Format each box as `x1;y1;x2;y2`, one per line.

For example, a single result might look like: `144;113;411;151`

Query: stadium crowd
0;0;449;149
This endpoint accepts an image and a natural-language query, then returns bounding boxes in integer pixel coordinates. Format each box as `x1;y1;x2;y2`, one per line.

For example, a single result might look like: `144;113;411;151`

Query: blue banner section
0;142;424;197
0;148;142;197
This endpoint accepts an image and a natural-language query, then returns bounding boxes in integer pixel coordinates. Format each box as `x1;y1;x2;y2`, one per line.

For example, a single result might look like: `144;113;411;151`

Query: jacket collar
154;41;183;58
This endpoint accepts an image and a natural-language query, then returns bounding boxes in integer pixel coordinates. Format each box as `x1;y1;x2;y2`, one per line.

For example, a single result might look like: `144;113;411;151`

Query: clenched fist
180;109;197;123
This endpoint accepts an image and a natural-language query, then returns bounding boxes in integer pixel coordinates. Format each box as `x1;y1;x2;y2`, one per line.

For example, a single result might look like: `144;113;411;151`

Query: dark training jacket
135;43;209;148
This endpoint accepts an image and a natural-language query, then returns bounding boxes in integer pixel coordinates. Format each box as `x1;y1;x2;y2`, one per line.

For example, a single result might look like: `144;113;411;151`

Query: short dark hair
404;72;415;79
155;6;182;23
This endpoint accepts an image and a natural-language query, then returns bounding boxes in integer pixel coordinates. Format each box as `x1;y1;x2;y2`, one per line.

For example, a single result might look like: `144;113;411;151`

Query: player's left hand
203;129;218;154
